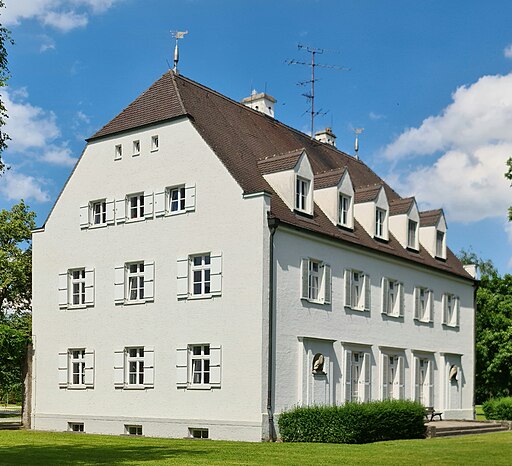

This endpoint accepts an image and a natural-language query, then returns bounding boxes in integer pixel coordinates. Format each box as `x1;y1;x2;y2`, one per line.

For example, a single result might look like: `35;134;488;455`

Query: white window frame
295;176;310;212
436;230;445;258
381;353;405;401
151;135;159;152
132;140;140;156
191;254;211;297
114;261;155;305
68;422;84;432
91;200;107;226
381;278;404;318
176;344;222;389
414;356;434;407
114;346;154;389
338;194;351;227
59;268;95;309
414;287;434;322
407;219;418;249
177;252;222;299
114;144;122;160
344;349;371;402
125;425;143;436
189;428;209;439
375;207;386;238
80;199;114;229
301;258;331;304
127;193;145;221
442;293;460;327
344;269;370;311
58;348;94;389
168;185;186;214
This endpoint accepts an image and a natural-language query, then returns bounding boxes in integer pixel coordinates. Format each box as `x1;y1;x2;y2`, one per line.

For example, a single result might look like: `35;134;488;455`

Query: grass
0;430;510;465
476;405;486;421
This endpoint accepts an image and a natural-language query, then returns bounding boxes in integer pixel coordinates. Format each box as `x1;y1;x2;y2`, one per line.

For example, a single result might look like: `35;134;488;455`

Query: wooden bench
425;407;443;422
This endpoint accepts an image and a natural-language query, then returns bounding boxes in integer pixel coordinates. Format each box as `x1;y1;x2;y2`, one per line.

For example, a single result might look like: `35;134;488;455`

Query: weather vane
171;30;189;74
354;128;364;160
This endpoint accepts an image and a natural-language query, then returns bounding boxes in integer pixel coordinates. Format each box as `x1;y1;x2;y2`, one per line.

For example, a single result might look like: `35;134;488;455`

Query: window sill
66;305;88;310
132;153;140;157
150;149;159;153
382;312;401;319
66;385;89;390
187;294;220;300
123;299;147;306
89;223;108;229
301;297;325;305
442;323;459;329
165;210;187;217
186;385;220;390
126;218;145;223
122;385;150;390
345;305;365;312
414;317;432;324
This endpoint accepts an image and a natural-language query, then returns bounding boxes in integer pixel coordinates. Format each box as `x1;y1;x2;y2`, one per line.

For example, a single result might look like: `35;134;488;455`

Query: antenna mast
354;128;364;160
286;45;349;137
171;30;188;74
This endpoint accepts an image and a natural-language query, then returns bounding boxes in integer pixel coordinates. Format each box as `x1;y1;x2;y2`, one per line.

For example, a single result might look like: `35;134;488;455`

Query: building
31;70;476;441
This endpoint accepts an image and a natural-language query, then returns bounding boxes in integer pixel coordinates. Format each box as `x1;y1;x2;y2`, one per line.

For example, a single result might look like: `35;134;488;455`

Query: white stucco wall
272;227;474;421
32;118;270;441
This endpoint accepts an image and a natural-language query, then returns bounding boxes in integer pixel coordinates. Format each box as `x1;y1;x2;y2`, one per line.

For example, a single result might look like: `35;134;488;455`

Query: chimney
314;127;336;146
241;90;276;118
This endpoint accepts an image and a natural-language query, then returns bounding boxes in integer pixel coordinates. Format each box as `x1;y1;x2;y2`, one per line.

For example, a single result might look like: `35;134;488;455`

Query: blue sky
1;0;511;273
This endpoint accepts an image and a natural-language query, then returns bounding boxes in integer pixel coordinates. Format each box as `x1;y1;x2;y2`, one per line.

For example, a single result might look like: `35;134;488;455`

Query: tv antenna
354;128;364;160
171;30;188;74
286;44;349;137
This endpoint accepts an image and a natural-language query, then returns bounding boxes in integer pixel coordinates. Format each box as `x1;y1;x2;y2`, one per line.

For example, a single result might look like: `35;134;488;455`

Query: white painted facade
32;75;475;442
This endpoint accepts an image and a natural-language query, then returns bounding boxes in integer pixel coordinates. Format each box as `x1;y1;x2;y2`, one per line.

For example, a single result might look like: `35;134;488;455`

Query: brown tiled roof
390;197;415;216
314;168;347;190
257;149;304;175
420;209;443;227
354;184;383;204
86;71;471;281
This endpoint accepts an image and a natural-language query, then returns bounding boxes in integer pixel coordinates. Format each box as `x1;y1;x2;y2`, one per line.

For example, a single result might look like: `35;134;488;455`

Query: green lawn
476;405;486;421
0;430;510;465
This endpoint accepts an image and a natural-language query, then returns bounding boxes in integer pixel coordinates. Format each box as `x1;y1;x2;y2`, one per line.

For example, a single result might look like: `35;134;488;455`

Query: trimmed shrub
278;400;425;444
482;397;512;420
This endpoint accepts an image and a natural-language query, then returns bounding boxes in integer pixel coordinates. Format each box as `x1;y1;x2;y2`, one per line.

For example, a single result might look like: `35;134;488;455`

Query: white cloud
0;170;50;203
384;72;512;224
3;88;77;166
3;0;121;31
504;44;512;59
369;111;385;120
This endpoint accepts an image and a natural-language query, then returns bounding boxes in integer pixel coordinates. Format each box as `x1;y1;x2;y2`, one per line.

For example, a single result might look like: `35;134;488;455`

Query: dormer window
339;194;351;227
408;220;418;249
436;231;444;257
375;208;386;238
295;177;310;212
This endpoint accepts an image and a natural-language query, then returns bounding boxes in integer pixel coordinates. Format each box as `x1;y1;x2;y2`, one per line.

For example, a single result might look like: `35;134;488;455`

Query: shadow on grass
0;439;209;465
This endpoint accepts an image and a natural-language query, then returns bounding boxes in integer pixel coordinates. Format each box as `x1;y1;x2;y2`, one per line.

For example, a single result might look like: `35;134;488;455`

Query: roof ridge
170;71;187;114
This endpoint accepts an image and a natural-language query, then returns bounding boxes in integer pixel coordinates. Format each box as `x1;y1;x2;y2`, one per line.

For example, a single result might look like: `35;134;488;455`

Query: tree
0;0;13;174
0;201;35;403
458;249;512;403
507;157;512;221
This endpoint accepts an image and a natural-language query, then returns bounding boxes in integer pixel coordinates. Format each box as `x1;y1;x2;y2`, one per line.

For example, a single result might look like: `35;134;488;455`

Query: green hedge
482;397;512;420
277;400;426;444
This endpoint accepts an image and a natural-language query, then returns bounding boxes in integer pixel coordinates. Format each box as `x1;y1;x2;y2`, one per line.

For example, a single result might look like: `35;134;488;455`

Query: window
58;268;95;309
127;262;145;301
126;347;144;385
151;135;159;152
339;194;351;227
414;287;433;322
381;278;404;317
375;208;386;238
176;253;222;299
80;199;114;228
114;261;154;304
189;428;209;439
132;140;140;156
169;186;186;213
442;293;460;327
301;258;331;304
414;357;433;407
295;177;310;212
68;422;84;432
91;200;106;225
114;347;154;389
128;193;144;220
344;350;371;402
125;425;143;436
176;344;222;388
436;231;445;257
407;220;418;249
115;144;122;160
58;349;94;388
344;269;370;311
382;354;405;400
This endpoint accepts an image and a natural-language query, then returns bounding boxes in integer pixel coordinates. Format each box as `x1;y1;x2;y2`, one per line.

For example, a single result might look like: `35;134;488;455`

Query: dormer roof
354;184;384;204
389;197;415;216
420;209;444;227
314;167;347;190
257;149;305;175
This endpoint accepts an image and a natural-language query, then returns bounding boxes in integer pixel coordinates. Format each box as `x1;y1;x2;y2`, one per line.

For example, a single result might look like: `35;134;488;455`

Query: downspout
472;277;479;419
267;216;279;441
